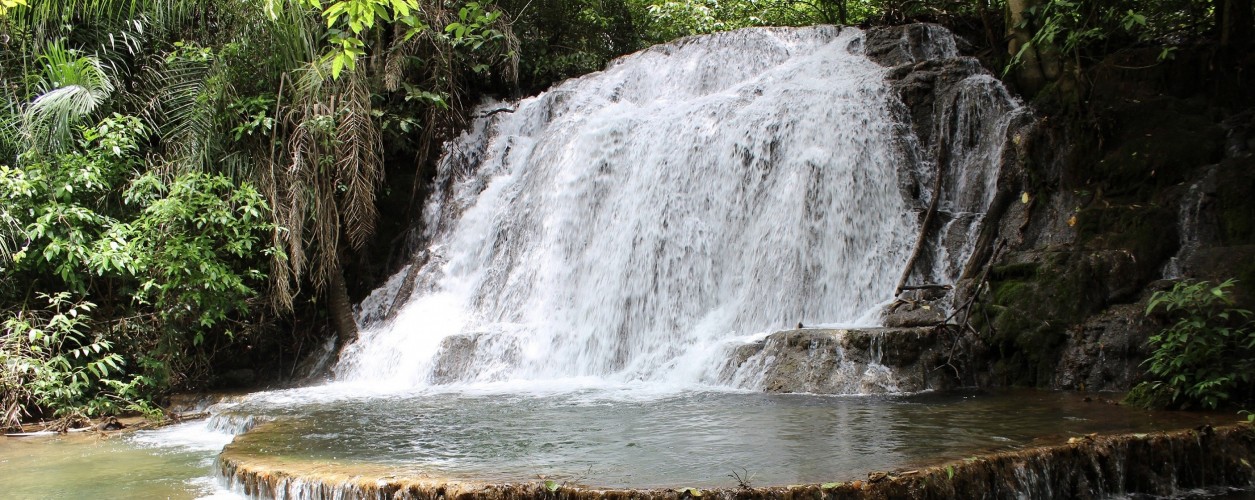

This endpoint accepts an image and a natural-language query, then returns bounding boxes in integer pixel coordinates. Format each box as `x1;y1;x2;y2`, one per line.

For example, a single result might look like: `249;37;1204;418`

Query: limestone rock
723;327;960;394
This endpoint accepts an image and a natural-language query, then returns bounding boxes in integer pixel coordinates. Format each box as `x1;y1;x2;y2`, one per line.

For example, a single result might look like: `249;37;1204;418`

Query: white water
336;25;1019;392
339;26;908;389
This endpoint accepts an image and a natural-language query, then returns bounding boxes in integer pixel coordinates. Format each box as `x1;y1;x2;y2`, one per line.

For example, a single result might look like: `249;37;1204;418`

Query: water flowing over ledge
336;23;1028;393
192;23;1255;500
217;423;1255;499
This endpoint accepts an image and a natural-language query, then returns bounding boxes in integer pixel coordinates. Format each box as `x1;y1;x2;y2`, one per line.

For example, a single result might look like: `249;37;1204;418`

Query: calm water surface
0;388;1233;497
0;422;235;499
220;387;1220;489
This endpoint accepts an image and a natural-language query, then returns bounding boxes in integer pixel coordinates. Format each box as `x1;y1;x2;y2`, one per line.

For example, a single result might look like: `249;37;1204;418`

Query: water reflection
221;388;1217;489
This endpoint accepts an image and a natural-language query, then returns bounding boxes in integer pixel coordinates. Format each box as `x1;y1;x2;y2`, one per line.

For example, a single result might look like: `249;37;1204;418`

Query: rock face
722;328;962;394
858;24;1255;393
952;45;1255;391
861;24;1034;340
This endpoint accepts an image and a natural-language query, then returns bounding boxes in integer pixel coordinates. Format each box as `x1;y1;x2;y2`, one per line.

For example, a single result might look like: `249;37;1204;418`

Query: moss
990;281;1031;305
989;262;1039;281
974;252;1098;387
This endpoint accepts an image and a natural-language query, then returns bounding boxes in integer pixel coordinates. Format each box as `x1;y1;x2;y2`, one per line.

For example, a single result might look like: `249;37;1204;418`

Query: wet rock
94;416;125;431
1053;302;1155;392
723;327;960;394
864;24;960;67
429;332;521;384
881;295;946;328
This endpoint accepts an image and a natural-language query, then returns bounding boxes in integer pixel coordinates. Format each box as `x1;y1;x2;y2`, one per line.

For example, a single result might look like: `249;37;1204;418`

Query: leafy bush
1;113;276;420
0;293;136;430
1131;279;1255;409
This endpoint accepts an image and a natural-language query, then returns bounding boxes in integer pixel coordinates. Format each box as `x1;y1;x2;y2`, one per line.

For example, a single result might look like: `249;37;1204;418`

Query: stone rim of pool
216;420;1255;499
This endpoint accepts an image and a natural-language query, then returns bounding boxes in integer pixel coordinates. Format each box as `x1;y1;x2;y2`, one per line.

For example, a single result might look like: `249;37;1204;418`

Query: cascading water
336;25;1020;391
24;25;1245;500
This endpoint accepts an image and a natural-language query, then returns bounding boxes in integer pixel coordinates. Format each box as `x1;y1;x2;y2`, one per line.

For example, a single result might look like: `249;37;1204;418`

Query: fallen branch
895;129;949;296
899;283;952;292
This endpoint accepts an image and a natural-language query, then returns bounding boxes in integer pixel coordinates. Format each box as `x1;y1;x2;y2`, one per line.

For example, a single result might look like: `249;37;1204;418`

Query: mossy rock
1074;204;1179;280
975;252;1099;387
1215;157;1255;245
1092;97;1224;200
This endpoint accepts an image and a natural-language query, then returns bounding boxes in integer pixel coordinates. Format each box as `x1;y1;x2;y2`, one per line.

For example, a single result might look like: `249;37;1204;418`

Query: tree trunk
1006;0;1044;93
327;265;358;348
1219;0;1254;48
1005;0;1067;97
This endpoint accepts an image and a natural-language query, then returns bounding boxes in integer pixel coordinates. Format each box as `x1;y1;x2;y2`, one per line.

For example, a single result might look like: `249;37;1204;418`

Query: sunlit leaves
296;0;425;79
2;113;275;421
0;0;28;17
0;293;124;424
24;41;116;152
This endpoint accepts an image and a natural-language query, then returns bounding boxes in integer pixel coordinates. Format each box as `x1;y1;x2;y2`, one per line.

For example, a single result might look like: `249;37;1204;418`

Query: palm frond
335;68;382;251
138;55;219;172
23;41;115;152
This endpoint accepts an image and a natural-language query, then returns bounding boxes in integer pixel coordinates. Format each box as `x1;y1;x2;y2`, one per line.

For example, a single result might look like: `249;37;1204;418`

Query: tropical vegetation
1130;280;1255;409
2;0;1252;429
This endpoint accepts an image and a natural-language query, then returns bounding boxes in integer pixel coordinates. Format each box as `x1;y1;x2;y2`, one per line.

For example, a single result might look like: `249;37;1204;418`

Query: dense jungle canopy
2;0;1253;430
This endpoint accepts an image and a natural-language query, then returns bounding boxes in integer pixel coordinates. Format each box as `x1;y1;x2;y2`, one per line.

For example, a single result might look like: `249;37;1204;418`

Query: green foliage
0;0;26;16
1132;279;1255;409
0;293;132;430
23;40;116;152
122;171;274;333
1;113;275;417
292;0;428;78
228;96;277;141
1006;0;1232;79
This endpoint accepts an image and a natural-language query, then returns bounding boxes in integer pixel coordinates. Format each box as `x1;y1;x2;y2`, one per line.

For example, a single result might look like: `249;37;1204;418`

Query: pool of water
217;386;1219;489
0;422;237;499
0;387;1231;497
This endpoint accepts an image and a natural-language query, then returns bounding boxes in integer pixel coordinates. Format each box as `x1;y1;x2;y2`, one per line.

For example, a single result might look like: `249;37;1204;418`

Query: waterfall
336;25;1018;390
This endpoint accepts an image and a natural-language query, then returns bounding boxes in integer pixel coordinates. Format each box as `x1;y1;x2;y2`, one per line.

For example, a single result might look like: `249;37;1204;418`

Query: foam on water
334;26;970;391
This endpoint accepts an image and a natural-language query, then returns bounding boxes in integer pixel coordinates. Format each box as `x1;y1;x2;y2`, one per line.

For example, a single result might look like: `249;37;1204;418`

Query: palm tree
3;0;518;351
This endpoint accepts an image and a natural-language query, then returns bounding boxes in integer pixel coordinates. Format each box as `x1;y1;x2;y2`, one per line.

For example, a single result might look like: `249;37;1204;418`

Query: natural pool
1;387;1239;498
0;421;236;499
217;386;1219;490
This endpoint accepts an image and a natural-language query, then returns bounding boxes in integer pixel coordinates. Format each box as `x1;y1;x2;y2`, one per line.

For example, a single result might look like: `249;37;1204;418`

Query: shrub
1130;279;1255;409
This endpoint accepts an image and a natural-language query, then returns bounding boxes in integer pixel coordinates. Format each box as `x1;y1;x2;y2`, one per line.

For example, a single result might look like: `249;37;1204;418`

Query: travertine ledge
219;423;1255;499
